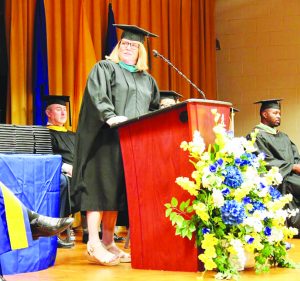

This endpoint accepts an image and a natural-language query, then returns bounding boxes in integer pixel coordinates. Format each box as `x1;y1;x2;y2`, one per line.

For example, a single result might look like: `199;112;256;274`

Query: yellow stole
47;125;67;132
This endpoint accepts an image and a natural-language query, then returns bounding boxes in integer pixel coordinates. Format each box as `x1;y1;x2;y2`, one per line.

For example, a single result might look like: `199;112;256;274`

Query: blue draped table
0;154;62;275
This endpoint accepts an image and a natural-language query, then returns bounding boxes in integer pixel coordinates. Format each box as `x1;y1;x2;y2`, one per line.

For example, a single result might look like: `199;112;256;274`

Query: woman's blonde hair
106;41;148;71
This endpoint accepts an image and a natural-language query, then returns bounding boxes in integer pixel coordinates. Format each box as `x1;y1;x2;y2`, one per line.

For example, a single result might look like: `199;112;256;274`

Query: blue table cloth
0;154;62;274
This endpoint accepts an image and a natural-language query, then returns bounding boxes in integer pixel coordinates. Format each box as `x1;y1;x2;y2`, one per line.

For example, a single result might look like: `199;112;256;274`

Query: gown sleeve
85;61;117;123
149;77;160;111
255;132;294;178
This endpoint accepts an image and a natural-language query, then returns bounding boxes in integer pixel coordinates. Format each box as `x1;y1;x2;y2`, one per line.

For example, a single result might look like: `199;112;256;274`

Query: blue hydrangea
246;237;254;244
242;196;251;204
248;201;266;214
236;153;257;167
264;226;272;236
221;200;246;225
234;158;242;165
221;187;230;196
216;158;224;166
259;182;267;189
202;228;210;234
210;159;224;173
222;166;243;188
209;164;217;173
269;186;281;200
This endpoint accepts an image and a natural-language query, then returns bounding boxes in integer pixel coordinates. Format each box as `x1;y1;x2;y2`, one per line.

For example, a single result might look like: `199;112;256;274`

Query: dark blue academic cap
254;99;282;112
113;24;158;43
160;90;183;101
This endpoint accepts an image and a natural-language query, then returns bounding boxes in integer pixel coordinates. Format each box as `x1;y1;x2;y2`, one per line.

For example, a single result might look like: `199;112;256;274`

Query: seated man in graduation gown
159;90;183;108
250;99;300;231
44;95;124;245
44;95;76;248
0;182;73;281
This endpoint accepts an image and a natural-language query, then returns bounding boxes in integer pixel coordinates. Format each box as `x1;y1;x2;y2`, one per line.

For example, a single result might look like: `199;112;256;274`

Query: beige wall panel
216;0;300;147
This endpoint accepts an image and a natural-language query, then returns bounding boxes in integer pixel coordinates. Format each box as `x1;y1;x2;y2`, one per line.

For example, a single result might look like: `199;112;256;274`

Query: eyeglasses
120;40;140;50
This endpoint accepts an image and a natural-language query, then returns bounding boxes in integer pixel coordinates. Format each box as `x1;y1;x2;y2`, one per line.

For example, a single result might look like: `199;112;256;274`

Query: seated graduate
250;99;300;231
159;90;183;108
44;95;75;248
0;182;73;281
44;95;125;245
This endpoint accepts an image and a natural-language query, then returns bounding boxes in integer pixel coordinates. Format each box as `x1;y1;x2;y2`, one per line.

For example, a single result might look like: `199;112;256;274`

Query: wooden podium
117;99;231;272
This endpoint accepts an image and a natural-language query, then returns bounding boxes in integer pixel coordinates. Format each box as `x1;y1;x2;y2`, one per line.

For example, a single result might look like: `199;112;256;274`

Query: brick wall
216;0;300;147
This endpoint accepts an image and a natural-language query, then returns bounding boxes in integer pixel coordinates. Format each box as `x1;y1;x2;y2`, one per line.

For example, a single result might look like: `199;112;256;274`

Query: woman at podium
71;24;160;266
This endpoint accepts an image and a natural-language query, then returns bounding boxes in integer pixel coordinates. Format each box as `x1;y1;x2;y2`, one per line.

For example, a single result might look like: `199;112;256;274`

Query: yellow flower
193;202;209;221
180;141;189;151
175;177;199;196
233;184;251;202
198;254;217;271
202;233;219;248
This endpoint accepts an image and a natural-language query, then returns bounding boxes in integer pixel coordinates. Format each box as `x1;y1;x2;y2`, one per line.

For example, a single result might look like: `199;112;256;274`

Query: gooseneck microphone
152;50;206;99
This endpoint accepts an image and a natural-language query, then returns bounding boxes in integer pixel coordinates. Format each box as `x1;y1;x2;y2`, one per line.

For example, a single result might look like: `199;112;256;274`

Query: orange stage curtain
4;0;216;131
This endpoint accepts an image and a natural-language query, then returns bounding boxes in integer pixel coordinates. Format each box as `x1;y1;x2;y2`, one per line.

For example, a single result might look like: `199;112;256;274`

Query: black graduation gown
49;129;75;165
254;127;300;229
71;60;160;213
48;128;76;216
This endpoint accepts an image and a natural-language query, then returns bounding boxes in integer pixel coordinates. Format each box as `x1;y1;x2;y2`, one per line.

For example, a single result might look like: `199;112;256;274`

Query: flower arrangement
165;109;298;280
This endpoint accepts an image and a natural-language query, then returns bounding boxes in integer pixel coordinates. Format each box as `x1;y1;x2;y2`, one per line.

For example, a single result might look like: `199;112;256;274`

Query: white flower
212;188;224;208
202;167;223;190
229;239;246;271
241;137;256;153
267;228;284;243
243;217;264;232
222;138;245;158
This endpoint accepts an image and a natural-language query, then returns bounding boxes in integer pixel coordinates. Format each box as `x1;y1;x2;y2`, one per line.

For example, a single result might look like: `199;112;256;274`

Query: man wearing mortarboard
159;90;183;108
44;95;76;248
71;24;160;265
251;99;300;232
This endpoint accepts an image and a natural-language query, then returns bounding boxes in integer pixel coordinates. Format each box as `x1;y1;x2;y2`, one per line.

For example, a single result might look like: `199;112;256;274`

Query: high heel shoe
87;241;120;266
102;242;131;263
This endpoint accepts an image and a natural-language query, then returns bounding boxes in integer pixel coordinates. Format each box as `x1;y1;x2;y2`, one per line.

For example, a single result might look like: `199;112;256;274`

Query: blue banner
104;3;118;57
32;0;49;125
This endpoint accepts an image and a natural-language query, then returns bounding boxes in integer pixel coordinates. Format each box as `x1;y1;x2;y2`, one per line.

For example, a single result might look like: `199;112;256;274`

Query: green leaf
175;227;181;236
165;208;172;217
164;203;171;208
171;197;178;207
175;215;184;227
179;201;186;211
170;212;177;222
186;206;194;213
189;224;196;232
187;231;193;240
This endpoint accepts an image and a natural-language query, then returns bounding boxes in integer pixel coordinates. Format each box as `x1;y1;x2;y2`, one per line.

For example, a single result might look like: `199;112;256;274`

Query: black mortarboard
43;95;72;126
254;99;282;112
160;90;183;101
113;24;158;43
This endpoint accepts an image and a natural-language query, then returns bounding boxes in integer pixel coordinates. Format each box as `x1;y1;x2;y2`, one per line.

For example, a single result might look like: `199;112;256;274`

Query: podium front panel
118;100;231;272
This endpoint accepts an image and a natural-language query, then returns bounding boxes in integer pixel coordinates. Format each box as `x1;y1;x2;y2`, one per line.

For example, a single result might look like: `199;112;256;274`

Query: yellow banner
0;182;29;250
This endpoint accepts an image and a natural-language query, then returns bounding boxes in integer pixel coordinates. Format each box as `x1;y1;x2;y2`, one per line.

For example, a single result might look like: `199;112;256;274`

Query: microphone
152;49;206;99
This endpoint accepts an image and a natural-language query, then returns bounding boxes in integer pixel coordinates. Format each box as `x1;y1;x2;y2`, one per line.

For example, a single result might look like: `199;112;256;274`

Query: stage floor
4;231;300;281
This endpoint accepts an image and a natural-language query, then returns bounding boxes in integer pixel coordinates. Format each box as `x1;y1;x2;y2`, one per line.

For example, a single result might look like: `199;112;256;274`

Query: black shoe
28;210;74;240
114;233;125;243
57;237;75;248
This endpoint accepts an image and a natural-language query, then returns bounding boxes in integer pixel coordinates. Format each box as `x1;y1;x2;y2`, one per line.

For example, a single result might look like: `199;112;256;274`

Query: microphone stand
153;50;206;99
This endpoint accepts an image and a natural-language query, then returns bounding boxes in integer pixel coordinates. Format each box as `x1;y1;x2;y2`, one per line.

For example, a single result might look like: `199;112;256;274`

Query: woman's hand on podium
106;116;128;127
